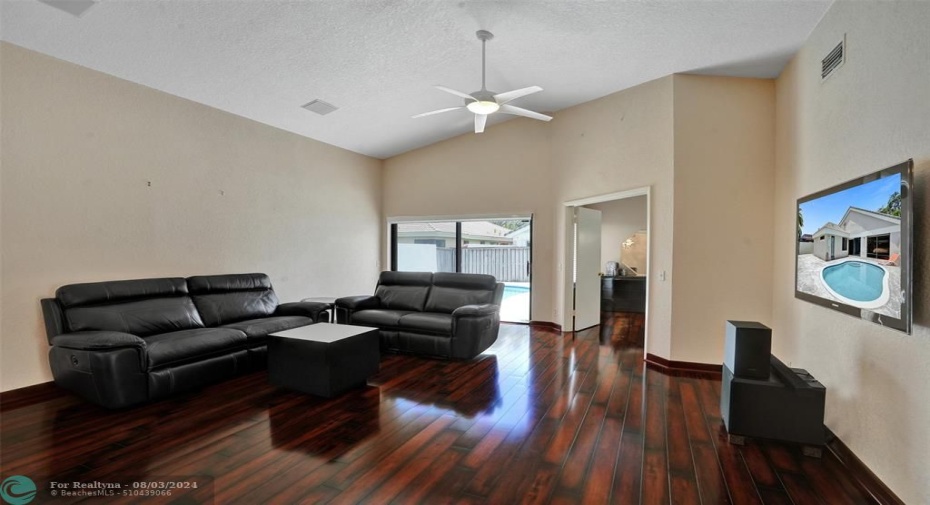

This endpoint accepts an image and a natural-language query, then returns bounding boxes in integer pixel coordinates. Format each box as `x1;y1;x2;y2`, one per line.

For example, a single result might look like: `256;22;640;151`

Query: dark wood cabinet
601;276;646;313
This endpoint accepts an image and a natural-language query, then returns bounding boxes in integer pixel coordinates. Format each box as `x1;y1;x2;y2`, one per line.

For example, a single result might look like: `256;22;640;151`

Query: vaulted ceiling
1;0;832;159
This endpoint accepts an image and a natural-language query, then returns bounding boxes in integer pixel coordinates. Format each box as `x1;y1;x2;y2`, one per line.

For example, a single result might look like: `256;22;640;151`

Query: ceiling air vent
301;99;338;116
37;0;97;17
821;37;845;81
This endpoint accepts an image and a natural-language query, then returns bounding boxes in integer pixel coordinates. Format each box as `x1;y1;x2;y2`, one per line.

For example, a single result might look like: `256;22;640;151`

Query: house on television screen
811;207;900;262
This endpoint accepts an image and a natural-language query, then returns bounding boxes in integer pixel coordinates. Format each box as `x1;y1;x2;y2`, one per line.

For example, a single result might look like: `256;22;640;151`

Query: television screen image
795;160;912;334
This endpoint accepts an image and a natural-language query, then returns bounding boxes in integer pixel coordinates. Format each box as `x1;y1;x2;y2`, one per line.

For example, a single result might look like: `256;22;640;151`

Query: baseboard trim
530;321;561;331
0;381;63;411
826;428;904;504
644;353;722;379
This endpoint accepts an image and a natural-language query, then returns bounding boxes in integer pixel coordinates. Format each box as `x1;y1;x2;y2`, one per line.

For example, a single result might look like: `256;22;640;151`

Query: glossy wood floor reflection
1;313;884;504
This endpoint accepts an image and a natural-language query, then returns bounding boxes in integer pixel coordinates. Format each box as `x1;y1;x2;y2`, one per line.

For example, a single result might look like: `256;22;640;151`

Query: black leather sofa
336;272;504;359
41;273;328;409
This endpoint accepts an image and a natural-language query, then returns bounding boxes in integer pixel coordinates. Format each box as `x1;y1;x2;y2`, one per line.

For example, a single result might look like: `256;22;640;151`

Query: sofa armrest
452;304;500;318
334;295;381;324
48;332;149;408
51;331;147;351
50;331;148;372
335;295;381;310
450;304;501;359
275;301;329;322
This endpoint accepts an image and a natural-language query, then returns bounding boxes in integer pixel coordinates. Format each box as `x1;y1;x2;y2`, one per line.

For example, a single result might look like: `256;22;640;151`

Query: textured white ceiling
1;0;832;159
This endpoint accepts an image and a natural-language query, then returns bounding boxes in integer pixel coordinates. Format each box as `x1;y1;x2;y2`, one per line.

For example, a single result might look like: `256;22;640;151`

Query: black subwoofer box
720;358;826;446
724;320;771;379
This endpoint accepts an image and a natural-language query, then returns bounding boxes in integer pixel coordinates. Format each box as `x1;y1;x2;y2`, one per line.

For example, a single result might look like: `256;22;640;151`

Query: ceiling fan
412;30;552;133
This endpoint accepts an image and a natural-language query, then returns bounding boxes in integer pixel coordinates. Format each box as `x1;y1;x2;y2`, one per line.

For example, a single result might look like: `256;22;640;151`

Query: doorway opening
389;216;532;323
563;187;650;351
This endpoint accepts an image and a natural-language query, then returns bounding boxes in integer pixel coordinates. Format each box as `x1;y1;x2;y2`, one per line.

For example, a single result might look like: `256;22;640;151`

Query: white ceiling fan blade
493;86;543;104
411;106;464;119
475;114;487;133
500;104;553;122
435;86;475;101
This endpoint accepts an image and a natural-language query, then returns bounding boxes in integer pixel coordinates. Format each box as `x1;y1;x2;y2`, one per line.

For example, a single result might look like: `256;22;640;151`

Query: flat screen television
795;159;913;334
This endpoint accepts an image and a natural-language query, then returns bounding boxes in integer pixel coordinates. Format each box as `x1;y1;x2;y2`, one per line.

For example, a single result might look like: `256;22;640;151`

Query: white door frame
562;187;651;350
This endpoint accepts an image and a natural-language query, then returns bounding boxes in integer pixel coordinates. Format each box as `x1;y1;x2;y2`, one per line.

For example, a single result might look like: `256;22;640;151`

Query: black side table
301;296;336;322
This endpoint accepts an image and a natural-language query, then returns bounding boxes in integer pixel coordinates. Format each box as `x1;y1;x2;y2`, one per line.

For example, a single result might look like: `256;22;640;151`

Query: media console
720;321;826;456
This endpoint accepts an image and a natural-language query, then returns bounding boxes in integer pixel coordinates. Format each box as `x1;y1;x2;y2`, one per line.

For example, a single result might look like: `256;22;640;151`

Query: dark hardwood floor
1;314;885;504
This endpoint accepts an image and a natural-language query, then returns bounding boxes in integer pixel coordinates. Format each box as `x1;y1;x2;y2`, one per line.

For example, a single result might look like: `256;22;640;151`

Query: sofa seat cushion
398;313;453;336
145;328;247;370
351;309;412;328
221;316;313;340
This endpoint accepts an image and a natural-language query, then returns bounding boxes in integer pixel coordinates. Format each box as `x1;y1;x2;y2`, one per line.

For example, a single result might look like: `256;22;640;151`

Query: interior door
573;207;602;331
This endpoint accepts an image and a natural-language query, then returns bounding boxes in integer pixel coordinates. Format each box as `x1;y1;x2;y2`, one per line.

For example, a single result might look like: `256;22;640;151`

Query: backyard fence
437;246;530;282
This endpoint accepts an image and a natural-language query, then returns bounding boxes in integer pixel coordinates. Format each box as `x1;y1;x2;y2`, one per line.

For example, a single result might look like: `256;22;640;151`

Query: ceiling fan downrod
476;30;493;92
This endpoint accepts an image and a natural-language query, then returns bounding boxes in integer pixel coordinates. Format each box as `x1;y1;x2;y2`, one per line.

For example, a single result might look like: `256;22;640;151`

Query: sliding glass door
465;219;531;324
391;217;532;323
866;234;891;259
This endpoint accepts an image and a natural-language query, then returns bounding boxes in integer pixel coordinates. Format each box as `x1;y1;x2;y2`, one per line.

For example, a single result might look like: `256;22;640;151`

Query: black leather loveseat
41;273;328;409
335;272;504;360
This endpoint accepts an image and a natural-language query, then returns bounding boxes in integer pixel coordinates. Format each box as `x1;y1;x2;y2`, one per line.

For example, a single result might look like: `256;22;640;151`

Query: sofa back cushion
375;271;433;311
425;273;500;314
57;277;204;337
187;273;279;327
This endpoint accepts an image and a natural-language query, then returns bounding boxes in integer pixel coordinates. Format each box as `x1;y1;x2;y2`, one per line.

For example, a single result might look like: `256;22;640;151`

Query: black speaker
724;321;771;379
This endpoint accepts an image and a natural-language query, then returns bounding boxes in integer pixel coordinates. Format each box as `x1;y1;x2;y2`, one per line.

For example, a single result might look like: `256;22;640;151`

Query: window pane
395;221;456;273
463;219;532;323
392;218;533;324
867;234;890;259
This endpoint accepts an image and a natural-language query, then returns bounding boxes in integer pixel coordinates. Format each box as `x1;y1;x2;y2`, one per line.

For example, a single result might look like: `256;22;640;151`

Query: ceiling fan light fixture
466;100;500;115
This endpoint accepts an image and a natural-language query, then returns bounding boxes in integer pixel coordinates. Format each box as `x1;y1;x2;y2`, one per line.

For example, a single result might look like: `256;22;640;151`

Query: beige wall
384;77;675;356
550;77;675;357
585;195;647;271
671;75;775;363
382;118;555;322
549;74;774;362
772;3;930;503
0;43;383;391
384;74;777;365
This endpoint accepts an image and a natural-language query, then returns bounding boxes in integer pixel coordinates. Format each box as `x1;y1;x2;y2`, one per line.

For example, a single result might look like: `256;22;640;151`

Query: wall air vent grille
821;37;845;81
301;99;338;116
